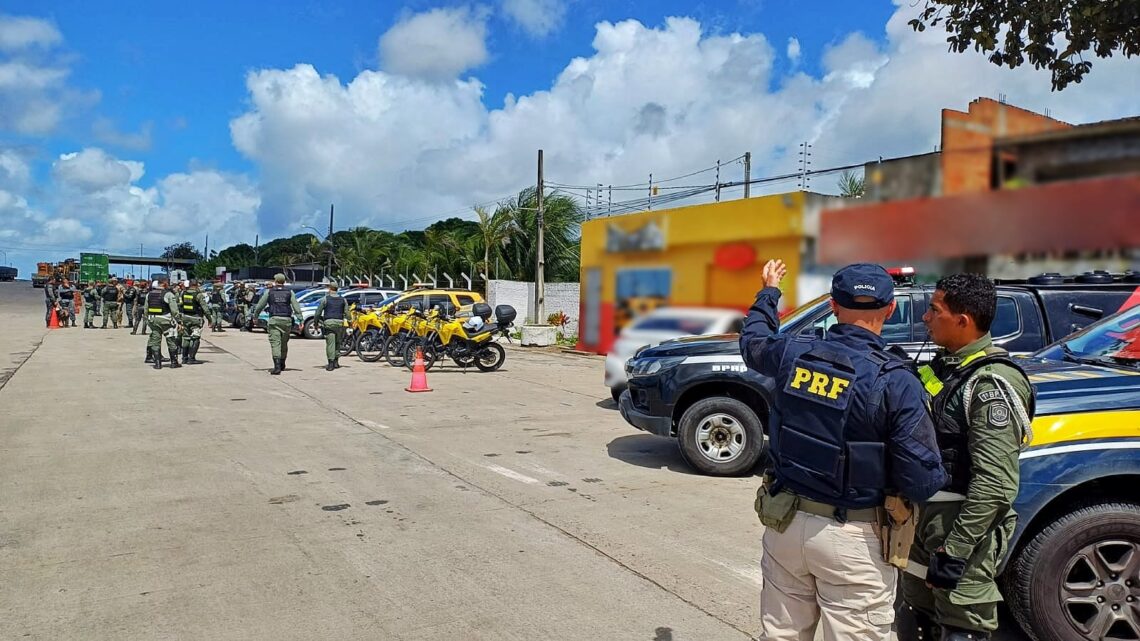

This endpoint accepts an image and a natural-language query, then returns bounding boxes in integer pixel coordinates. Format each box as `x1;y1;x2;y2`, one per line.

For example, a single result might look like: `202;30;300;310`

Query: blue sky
13;0;895;182
1;0;1137;278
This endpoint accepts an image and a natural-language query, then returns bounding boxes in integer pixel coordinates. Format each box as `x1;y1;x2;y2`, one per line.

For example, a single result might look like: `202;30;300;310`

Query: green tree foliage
838;170;866;198
909;0;1140;90
203;188;585;287
161;241;203;260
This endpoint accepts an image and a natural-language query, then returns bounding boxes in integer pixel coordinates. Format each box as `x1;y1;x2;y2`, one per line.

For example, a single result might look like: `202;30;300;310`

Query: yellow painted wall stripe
1029;410;1140;448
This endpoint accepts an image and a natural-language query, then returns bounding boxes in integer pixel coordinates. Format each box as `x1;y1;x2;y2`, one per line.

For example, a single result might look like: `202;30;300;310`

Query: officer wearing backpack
122;281;139;329
740;260;946;641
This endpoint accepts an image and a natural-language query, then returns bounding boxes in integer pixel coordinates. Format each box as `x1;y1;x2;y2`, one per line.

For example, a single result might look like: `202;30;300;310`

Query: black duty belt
798;497;877;523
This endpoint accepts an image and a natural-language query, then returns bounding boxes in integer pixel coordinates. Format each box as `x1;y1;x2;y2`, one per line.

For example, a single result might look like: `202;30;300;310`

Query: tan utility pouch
754;479;799;533
876;495;918;569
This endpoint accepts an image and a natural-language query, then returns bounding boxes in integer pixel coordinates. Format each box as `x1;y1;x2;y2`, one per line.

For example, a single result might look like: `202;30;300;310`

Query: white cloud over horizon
502;0;568;37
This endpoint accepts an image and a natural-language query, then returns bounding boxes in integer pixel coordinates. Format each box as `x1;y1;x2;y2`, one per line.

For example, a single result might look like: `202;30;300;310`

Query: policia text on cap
740;260;946;641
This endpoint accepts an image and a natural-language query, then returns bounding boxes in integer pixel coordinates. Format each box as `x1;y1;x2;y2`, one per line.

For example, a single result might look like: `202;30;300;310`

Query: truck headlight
627;356;685;377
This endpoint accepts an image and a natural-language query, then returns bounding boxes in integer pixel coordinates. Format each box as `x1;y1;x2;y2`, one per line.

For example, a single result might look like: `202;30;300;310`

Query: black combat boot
897;604;941;641
145;348;153;363
941;627;988;641
152;348;163;370
326;360;335;371
270;358;282;375
184;340;202;365
333;357;341;369
168;347;182;368
280;356;287;371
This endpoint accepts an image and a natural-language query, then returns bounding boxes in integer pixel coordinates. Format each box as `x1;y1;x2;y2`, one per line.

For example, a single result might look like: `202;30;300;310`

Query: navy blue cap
831;263;894;310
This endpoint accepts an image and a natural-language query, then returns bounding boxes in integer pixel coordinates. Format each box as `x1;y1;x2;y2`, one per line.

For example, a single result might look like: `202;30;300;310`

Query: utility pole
715;159;721;202
798;142;813;191
534;149;545;324
648;173;653;211
254;234;260;265
204;233;209;259
743;152;751;199
327;203;335;281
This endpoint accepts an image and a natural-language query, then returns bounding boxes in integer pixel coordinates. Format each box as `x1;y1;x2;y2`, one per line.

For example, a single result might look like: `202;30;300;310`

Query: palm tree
475;205;515;295
838;170;866;198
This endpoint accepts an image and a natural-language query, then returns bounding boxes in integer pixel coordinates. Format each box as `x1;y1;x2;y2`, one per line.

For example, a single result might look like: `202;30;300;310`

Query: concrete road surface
0;281;1029;640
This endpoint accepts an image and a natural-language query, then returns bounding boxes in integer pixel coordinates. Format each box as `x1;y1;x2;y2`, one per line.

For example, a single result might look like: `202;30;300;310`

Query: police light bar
886;267;915;277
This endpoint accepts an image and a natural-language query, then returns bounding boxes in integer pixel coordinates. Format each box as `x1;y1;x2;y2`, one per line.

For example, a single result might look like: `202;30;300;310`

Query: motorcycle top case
494;305;517;325
472;302;493;320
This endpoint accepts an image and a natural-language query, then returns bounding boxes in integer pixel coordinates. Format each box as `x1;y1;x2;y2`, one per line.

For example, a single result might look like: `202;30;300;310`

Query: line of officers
42;276;223;333
741;261;1034;641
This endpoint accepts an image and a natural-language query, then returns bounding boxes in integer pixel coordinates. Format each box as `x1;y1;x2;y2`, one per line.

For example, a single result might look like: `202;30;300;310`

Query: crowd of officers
42;272;350;375
743;261;1034;641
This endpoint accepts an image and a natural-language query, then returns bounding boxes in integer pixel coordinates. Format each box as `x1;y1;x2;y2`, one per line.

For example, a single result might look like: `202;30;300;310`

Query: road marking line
483;464;540;484
359;419;390;430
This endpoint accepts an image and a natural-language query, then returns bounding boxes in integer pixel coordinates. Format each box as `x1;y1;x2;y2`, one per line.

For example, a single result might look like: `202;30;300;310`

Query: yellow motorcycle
402;304;517;372
353;303;396;362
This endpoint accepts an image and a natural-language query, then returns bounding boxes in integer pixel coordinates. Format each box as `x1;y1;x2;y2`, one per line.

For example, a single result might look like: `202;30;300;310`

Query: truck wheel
1003;501;1140;641
676;397;765;477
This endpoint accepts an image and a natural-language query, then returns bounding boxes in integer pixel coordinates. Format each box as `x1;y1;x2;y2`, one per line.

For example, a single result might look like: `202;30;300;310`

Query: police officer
179;279;210;365
145;280;182;369
100;277;122;329
44;278;59;326
249;273;302;375
82;282;99;328
208;282;227;332
899;274;1034;641
123;280;139;331
240;283;257;331
56;278;76;327
740;260;946;641
312;282;346;371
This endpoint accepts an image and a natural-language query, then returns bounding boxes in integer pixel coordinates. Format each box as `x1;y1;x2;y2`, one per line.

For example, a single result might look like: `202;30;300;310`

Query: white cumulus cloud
0;14;61;51
786;36;800;63
502;0;567;37
378;6;489;80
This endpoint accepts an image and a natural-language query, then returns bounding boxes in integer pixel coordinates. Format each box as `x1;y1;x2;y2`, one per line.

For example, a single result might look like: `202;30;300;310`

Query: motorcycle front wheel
356;329;386;362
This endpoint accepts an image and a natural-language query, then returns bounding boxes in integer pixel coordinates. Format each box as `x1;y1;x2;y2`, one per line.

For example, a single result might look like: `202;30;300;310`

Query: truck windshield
776;295;830;333
1040;305;1140;365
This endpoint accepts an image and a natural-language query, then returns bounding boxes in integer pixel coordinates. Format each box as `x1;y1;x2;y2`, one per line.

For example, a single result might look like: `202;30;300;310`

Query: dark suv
618;270;1140;477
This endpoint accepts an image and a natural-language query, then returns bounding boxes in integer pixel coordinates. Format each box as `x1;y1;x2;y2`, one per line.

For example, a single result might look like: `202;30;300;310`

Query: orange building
577;192;826;354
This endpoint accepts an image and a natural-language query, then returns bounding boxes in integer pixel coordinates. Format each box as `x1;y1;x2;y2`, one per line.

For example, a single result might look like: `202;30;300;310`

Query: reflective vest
921;348;1031;494
267;288;293;317
323;296;346;320
769;335;910;510
182;290;205;316
147;290;169;315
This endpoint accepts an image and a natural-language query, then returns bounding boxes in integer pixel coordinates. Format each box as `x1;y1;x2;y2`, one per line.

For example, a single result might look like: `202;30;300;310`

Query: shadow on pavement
606;434;698;475
596;398;618;410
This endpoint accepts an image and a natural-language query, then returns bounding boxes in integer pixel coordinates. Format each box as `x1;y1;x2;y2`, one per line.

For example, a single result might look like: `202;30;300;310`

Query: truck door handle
1070;304;1103;318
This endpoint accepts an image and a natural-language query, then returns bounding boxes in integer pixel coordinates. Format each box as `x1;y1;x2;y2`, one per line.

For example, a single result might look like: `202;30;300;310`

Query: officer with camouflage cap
249;273;303;375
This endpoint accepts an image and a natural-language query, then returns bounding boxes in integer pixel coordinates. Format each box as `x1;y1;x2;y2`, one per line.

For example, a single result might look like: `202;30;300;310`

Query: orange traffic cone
405;348;433;393
48;308;60;329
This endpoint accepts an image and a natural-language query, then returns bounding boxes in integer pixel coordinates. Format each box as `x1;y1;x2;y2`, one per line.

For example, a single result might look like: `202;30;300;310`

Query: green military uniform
179;286;210;364
250;283;302;374
208;287;226;331
82;284;98;327
100;282;122;328
133;285;149;335
146;287;182;368
313;292;346;370
123;284;139;330
902;334;1034;634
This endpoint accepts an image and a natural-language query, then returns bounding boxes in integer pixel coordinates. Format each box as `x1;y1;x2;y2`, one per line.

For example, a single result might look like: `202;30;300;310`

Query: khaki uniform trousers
759;511;896;641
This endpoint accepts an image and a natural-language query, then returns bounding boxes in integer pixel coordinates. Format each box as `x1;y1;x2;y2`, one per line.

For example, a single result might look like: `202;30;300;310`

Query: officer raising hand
741;261;946;641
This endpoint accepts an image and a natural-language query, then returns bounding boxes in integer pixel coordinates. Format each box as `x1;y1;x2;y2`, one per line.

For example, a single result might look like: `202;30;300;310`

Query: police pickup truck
618;270;1139;477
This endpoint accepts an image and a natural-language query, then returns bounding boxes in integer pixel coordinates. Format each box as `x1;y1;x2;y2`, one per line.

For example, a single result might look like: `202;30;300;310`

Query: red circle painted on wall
713;243;756;271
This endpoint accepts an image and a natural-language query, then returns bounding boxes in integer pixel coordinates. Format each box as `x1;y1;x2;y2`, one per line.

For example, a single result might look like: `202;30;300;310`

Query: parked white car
605;307;744;402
